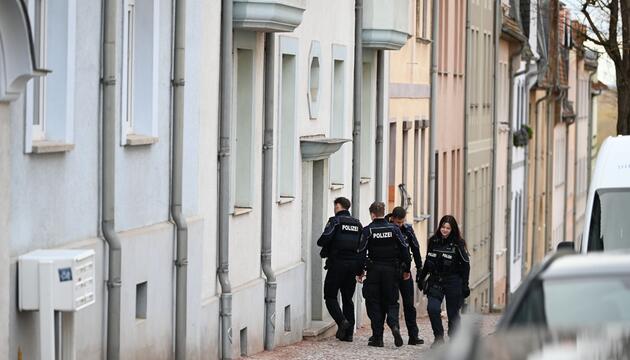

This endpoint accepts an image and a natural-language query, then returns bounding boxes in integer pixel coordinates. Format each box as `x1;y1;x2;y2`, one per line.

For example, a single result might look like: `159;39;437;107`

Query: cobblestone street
245;313;501;359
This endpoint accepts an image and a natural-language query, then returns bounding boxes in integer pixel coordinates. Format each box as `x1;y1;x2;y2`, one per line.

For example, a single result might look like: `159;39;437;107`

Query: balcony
362;0;411;50
233;0;306;33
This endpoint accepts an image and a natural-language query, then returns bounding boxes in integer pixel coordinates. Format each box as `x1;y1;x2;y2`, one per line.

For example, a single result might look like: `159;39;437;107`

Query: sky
565;0;618;87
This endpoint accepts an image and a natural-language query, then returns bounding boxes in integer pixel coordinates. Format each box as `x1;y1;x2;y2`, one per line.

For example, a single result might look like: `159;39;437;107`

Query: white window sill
277;196;295;205
360;177;371;185
125;134;159;147
31;140;75;154
232;207;253;216
330;183;344;191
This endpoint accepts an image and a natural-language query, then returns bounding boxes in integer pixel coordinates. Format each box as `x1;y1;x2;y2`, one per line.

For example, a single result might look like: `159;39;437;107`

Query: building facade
0;0;411;359
465;0;493;312
387;0;432;312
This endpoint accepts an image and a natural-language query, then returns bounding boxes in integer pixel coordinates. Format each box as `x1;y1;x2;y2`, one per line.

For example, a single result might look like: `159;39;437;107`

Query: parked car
497;252;630;330
430;252;630;359
433;324;630;360
574;135;630;253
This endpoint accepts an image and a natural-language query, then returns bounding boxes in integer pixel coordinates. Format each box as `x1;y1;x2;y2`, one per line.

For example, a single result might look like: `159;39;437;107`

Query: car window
510;281;547;327
545;277;630;328
588;189;630;252
511;276;630;329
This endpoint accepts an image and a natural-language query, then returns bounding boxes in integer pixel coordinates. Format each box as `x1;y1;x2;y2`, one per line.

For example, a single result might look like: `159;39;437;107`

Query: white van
578;135;630;253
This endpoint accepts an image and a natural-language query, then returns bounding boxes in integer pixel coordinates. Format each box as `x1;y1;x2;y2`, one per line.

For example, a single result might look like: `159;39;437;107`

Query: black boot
368;336;384;347
341;328;353;342
408;335;424;345
430;336;445;349
335;320;351;341
391;326;403;347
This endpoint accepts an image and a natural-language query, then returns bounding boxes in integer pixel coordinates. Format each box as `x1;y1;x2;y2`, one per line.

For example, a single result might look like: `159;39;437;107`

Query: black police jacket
317;210;363;260
420;235;470;286
357;218;411;275
400;223;422;271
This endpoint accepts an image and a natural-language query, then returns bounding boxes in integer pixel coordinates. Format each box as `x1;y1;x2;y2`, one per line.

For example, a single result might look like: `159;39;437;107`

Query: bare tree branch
582;0;623;63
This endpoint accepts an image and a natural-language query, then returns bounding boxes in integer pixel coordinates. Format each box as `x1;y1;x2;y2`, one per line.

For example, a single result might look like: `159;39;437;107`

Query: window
413;122;426;220
232;32;257;209
511;276;630;329
361;50;376;180
587;190;630;252
330;45;347;186
277;37;298;200
307;41;321;119
24;0;77;153
121;0;160;146
388;122;397;208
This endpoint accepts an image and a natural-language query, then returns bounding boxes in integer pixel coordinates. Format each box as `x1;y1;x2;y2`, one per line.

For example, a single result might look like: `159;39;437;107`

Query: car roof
590;135;630;190
541;252;630;280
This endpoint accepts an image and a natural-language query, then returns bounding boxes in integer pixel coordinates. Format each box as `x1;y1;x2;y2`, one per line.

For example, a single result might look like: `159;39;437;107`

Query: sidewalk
244;313;501;359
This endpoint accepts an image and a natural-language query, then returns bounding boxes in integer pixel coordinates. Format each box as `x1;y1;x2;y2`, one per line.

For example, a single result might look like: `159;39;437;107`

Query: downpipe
489;0;500;312
427;0;439;239
351;0;363;217
171;0;188;358
101;0;121;358
531;89;551;268
219;0;233;358
262;32;277;351
375;50;385;202
545;88;565;253
462;0;470;246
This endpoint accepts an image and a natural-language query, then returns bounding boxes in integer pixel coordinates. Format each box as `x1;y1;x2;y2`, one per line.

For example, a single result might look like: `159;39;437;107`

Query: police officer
317;197;363;342
418;215;470;347
389;207;424;345
357;201;410;347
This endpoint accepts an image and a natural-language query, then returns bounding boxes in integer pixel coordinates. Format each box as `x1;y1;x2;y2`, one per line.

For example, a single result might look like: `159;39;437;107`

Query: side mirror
556;241;575;252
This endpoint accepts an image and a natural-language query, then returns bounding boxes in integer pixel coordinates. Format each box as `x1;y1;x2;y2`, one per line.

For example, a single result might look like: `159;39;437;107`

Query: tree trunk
617;82;630;135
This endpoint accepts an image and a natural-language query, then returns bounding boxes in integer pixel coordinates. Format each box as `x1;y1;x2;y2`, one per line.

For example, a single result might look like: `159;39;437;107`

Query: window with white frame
232;32;257;209
361;50;376;180
24;0;76;153
277;36;298;200
307;41;321;119
121;0;160;146
329;44;347;186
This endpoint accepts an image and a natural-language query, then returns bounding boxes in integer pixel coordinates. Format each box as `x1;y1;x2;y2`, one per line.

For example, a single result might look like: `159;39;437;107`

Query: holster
426;282;444;299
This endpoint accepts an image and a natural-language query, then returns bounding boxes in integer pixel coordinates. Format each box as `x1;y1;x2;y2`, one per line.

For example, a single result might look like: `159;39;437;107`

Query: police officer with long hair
317;197;363;341
418;215;470;347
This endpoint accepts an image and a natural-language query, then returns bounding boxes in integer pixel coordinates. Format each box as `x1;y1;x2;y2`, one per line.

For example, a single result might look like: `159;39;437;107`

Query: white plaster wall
272;0;357;271
116;0;173;232
0;103;10;359
118;223;174;360
196;0;221;301
8;0;101;257
229;32;265;288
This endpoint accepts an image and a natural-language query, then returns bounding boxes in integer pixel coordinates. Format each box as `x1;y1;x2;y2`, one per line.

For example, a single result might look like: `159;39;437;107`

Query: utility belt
429;272;459;282
367;259;400;267
324;255;360;270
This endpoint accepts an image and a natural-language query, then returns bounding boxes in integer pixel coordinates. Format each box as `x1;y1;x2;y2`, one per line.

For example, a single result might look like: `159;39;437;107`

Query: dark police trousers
399;277;419;338
362;263;401;338
426;274;463;338
324;259;361;327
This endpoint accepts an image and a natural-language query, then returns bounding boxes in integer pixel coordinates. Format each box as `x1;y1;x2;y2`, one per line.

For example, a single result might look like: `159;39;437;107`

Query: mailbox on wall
18;249;96;360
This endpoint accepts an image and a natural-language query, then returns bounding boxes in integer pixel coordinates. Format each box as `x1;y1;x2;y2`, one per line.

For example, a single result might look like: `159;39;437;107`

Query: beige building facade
387;0;432;252
465;0;493;312
435;0;466;224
